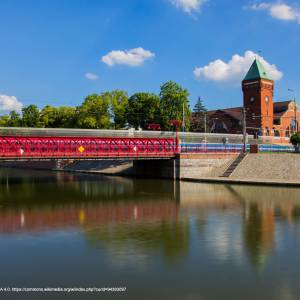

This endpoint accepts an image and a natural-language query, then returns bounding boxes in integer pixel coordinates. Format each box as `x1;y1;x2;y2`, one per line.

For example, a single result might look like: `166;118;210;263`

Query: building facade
208;59;299;142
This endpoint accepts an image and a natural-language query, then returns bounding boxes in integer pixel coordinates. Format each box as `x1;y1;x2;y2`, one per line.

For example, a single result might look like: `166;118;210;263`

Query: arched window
285;127;290;137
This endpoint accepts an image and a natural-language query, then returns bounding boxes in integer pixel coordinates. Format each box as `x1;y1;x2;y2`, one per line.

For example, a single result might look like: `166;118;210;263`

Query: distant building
207;59;300;141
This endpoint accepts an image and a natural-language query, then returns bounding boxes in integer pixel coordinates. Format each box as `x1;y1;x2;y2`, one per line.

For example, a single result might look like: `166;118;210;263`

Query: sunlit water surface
0;168;300;299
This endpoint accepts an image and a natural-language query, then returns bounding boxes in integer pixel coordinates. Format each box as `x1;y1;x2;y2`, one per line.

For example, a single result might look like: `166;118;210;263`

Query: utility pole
182;102;185;145
288;89;298;134
242;107;247;154
294;96;298;133
182;102;185;132
204;112;207;141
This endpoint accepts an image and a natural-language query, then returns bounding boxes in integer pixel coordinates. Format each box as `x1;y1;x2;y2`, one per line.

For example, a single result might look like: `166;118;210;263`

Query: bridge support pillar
133;156;181;180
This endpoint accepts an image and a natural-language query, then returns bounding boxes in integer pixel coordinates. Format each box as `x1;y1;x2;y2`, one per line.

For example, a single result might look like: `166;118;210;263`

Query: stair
221;152;247;177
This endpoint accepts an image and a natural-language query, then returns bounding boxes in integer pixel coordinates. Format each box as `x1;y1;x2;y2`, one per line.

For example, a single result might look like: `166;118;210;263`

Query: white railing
0;127;255;144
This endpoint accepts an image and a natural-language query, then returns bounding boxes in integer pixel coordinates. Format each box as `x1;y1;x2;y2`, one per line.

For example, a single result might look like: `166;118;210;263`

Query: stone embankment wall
2;153;299;182
0;154;239;180
231;153;300;181
178;153;238;179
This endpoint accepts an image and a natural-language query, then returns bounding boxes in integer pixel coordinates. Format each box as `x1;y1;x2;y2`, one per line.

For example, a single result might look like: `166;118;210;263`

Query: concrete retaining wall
4;153;299;183
178;153;238;179
231;153;300;181
0;153;239;180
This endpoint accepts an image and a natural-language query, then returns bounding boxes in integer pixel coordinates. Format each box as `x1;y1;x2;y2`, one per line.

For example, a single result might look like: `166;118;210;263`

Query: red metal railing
0;136;176;159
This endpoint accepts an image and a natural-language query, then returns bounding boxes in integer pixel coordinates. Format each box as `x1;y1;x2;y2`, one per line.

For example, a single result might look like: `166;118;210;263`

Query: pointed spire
243;58;273;81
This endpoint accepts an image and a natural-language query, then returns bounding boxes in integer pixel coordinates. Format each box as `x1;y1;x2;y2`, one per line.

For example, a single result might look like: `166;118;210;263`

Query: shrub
290;133;300;146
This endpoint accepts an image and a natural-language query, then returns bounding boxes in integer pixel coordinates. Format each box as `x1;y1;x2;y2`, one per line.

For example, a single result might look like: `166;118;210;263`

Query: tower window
274;119;280;125
249;96;255;103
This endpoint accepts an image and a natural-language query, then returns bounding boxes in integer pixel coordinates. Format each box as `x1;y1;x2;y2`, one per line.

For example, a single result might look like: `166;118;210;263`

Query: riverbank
180;153;300;186
0;153;300;186
182;177;300;187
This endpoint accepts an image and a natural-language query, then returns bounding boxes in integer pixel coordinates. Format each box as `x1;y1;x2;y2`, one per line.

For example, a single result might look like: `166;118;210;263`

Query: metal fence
181;143;295;153
0;127;295;153
0;127;254;143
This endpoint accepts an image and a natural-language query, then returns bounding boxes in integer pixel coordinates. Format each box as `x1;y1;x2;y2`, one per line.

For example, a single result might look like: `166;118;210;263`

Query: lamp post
182;102;185;145
170;120;182;154
288;89;298;134
242;106;247;154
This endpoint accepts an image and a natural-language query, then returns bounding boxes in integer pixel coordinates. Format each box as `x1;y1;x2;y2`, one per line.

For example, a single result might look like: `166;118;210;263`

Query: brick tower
242;59;274;136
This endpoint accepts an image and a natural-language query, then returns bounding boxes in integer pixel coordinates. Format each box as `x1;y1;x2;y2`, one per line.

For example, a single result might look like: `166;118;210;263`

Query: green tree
0;115;10;127
56;106;77;128
190;97;209;132
40;105;58;127
159;81;191;130
126;92;161;129
77;94;110;129
22;105;43;127
7;111;21;127
102;90;128;129
290;133;300;152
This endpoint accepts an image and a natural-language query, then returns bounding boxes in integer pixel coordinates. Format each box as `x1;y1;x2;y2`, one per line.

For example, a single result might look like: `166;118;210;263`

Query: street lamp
242;106;247;154
288;89;298;133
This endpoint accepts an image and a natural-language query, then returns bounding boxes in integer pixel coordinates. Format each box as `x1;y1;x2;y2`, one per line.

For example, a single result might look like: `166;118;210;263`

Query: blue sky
0;0;300;114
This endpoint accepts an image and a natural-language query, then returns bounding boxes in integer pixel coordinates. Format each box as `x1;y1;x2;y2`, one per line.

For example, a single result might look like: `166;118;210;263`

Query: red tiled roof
207;107;243;121
274;100;292;113
207;101;292;120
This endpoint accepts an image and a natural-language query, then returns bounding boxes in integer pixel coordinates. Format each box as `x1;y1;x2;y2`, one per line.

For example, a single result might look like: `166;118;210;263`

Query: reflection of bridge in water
1;172;300;268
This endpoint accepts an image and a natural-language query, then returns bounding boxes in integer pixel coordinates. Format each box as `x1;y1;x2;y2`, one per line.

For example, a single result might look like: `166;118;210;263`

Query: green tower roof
243;59;273;81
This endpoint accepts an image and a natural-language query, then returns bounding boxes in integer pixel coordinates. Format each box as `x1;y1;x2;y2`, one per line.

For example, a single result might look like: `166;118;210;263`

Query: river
0;168;300;299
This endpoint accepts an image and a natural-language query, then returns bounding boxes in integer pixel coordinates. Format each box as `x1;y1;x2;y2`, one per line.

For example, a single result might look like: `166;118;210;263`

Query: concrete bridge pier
132;157;180;180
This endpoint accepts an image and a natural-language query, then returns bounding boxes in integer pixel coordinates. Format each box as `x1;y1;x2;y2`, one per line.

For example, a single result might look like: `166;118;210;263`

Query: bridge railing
0;136;176;160
181;143;295;153
0;127;254;143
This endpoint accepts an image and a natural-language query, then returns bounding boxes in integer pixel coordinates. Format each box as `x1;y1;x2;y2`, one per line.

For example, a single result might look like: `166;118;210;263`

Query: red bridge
0;136;176;160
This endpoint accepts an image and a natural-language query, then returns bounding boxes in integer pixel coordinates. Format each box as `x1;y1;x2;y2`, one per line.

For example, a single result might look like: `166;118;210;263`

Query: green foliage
0;82;193;130
40;105;58;127
126;92;161;129
190;97;209;132
8;111;22;127
290;133;300;146
22;105;43;127
193;96;207;113
76;94;110;129
56;106;77;128
0;115;10;127
37;105;77;128
102;90;128;129
159;81;191;130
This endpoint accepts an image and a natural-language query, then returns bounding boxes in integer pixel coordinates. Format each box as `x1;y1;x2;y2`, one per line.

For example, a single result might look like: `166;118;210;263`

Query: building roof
243;59;273;81
208;107;243;121
274;100;292;113
207;101;292;121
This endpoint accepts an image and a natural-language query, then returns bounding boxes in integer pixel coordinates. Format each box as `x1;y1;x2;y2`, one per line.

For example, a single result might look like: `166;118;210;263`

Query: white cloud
85;72;99;80
169;0;207;14
193;50;283;84
0;94;23;114
247;2;300;23
101;47;155;67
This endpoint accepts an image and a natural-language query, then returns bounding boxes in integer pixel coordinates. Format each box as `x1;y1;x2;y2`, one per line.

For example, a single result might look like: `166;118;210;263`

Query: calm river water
0;168;300;300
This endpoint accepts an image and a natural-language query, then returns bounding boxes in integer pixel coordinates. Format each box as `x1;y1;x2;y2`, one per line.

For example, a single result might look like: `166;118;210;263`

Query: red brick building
208;59;300;141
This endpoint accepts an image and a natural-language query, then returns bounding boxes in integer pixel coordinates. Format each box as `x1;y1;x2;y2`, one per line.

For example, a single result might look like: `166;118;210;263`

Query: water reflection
1;169;300;267
1;168;300;299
